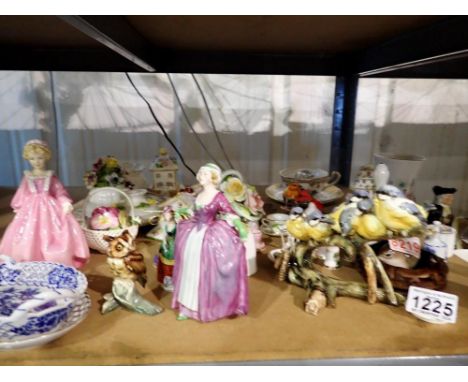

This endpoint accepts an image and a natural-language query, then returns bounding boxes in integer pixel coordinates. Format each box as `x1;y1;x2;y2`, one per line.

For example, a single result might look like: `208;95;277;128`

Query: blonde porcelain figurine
0;140;90;268
172;163;249;322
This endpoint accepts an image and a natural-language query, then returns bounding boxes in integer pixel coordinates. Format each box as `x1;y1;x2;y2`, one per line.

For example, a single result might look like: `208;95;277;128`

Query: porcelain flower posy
83;156;134;189
245;186;264;214
89;207;122;230
219;170;265;221
220;171;247;202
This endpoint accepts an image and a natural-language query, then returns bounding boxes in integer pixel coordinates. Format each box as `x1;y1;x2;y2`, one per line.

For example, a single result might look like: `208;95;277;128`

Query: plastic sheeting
0;72;335;187
352;78;468;216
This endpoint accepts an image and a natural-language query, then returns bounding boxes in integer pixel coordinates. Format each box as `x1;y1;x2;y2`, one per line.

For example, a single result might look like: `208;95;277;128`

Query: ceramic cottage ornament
0;140;90;268
150;148;179;195
171;163;249;322
352;164;376;193
101;230;163;315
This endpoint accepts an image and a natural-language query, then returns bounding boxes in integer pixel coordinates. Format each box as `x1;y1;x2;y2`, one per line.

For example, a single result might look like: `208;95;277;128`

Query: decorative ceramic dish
0;255;87;294
0;285;74;339
260;224;288;237
0;255;87;340
265;183;286;203
314;185;345;204
279;168;329;184
0;293;91;350
265;183;344;205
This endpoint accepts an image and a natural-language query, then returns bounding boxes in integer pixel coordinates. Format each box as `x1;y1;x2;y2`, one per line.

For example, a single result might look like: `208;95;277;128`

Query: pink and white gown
172;191;248;322
0;171;90;268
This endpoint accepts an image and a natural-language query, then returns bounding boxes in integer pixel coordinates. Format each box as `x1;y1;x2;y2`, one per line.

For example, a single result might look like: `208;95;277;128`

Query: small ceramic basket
81;187;139;253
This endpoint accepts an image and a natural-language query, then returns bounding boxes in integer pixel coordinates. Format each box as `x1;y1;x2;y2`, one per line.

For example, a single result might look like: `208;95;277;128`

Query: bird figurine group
280;183;429;311
287;185;427;244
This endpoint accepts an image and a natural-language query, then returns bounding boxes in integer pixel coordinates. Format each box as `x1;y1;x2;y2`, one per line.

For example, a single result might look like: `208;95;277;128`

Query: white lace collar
24;170;53;192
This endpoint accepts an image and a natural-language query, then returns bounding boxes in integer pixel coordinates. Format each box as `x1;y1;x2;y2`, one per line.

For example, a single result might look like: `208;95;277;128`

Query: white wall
352;78;468;216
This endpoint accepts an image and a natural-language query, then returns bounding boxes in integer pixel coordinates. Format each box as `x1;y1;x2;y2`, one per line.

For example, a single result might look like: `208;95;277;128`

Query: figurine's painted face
197;167;213;187
28;153;47;172
163;210;173;221
438;194;454;206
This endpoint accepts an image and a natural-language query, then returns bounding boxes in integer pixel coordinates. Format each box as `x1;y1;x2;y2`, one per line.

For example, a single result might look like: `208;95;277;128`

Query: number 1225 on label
406;286;458;324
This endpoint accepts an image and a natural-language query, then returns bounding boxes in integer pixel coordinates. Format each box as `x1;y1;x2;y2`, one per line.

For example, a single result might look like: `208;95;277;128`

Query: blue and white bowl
0;255;87;340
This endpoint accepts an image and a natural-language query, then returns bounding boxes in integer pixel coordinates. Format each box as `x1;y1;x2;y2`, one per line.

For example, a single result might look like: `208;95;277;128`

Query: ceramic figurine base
101;278;164;316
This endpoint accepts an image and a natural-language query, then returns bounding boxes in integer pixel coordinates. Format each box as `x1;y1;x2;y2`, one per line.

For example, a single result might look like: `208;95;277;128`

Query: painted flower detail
104;172;122;187
221;177;247;202
84;156;134;189
92;158;103;172
104;156;119;169
89;207;121;230
83;171;98;189
245;186;264;214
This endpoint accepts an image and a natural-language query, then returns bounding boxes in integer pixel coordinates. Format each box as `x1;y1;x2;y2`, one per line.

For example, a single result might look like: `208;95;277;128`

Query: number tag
389;237;421;258
406;286;458;324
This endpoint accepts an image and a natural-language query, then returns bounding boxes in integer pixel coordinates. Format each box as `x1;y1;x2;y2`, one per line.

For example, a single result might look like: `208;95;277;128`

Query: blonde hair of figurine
199;163;222;186
23;140;51;161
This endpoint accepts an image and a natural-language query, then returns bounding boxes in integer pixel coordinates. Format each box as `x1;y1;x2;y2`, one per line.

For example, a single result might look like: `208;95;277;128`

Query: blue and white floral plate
0;255;87;294
0;293;91;350
0;255;88;341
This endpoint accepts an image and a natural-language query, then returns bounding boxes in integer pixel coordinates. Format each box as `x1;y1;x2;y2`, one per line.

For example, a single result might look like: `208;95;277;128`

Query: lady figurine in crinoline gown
171;163;249;322
0;140;90;268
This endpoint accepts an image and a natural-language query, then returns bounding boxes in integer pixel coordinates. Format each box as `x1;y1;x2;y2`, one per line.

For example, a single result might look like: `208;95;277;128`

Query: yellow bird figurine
286;216;313;241
328;202;347;233
306;219;333;242
337;195;387;240
351;209;387;241
328;190;371;234
305;203;333;241
374;185;427;235
286;203;333;242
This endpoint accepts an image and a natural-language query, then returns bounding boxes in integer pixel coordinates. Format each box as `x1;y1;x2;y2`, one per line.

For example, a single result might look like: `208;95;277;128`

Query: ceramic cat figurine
104;230;147;287
101;230;163;316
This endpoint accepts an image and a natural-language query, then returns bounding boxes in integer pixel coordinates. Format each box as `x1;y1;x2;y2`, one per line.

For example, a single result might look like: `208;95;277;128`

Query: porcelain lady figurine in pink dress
171;163;249;322
0;140;90;268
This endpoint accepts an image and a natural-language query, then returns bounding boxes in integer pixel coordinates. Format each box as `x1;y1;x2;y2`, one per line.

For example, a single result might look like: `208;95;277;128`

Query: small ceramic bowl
0;255;87;340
